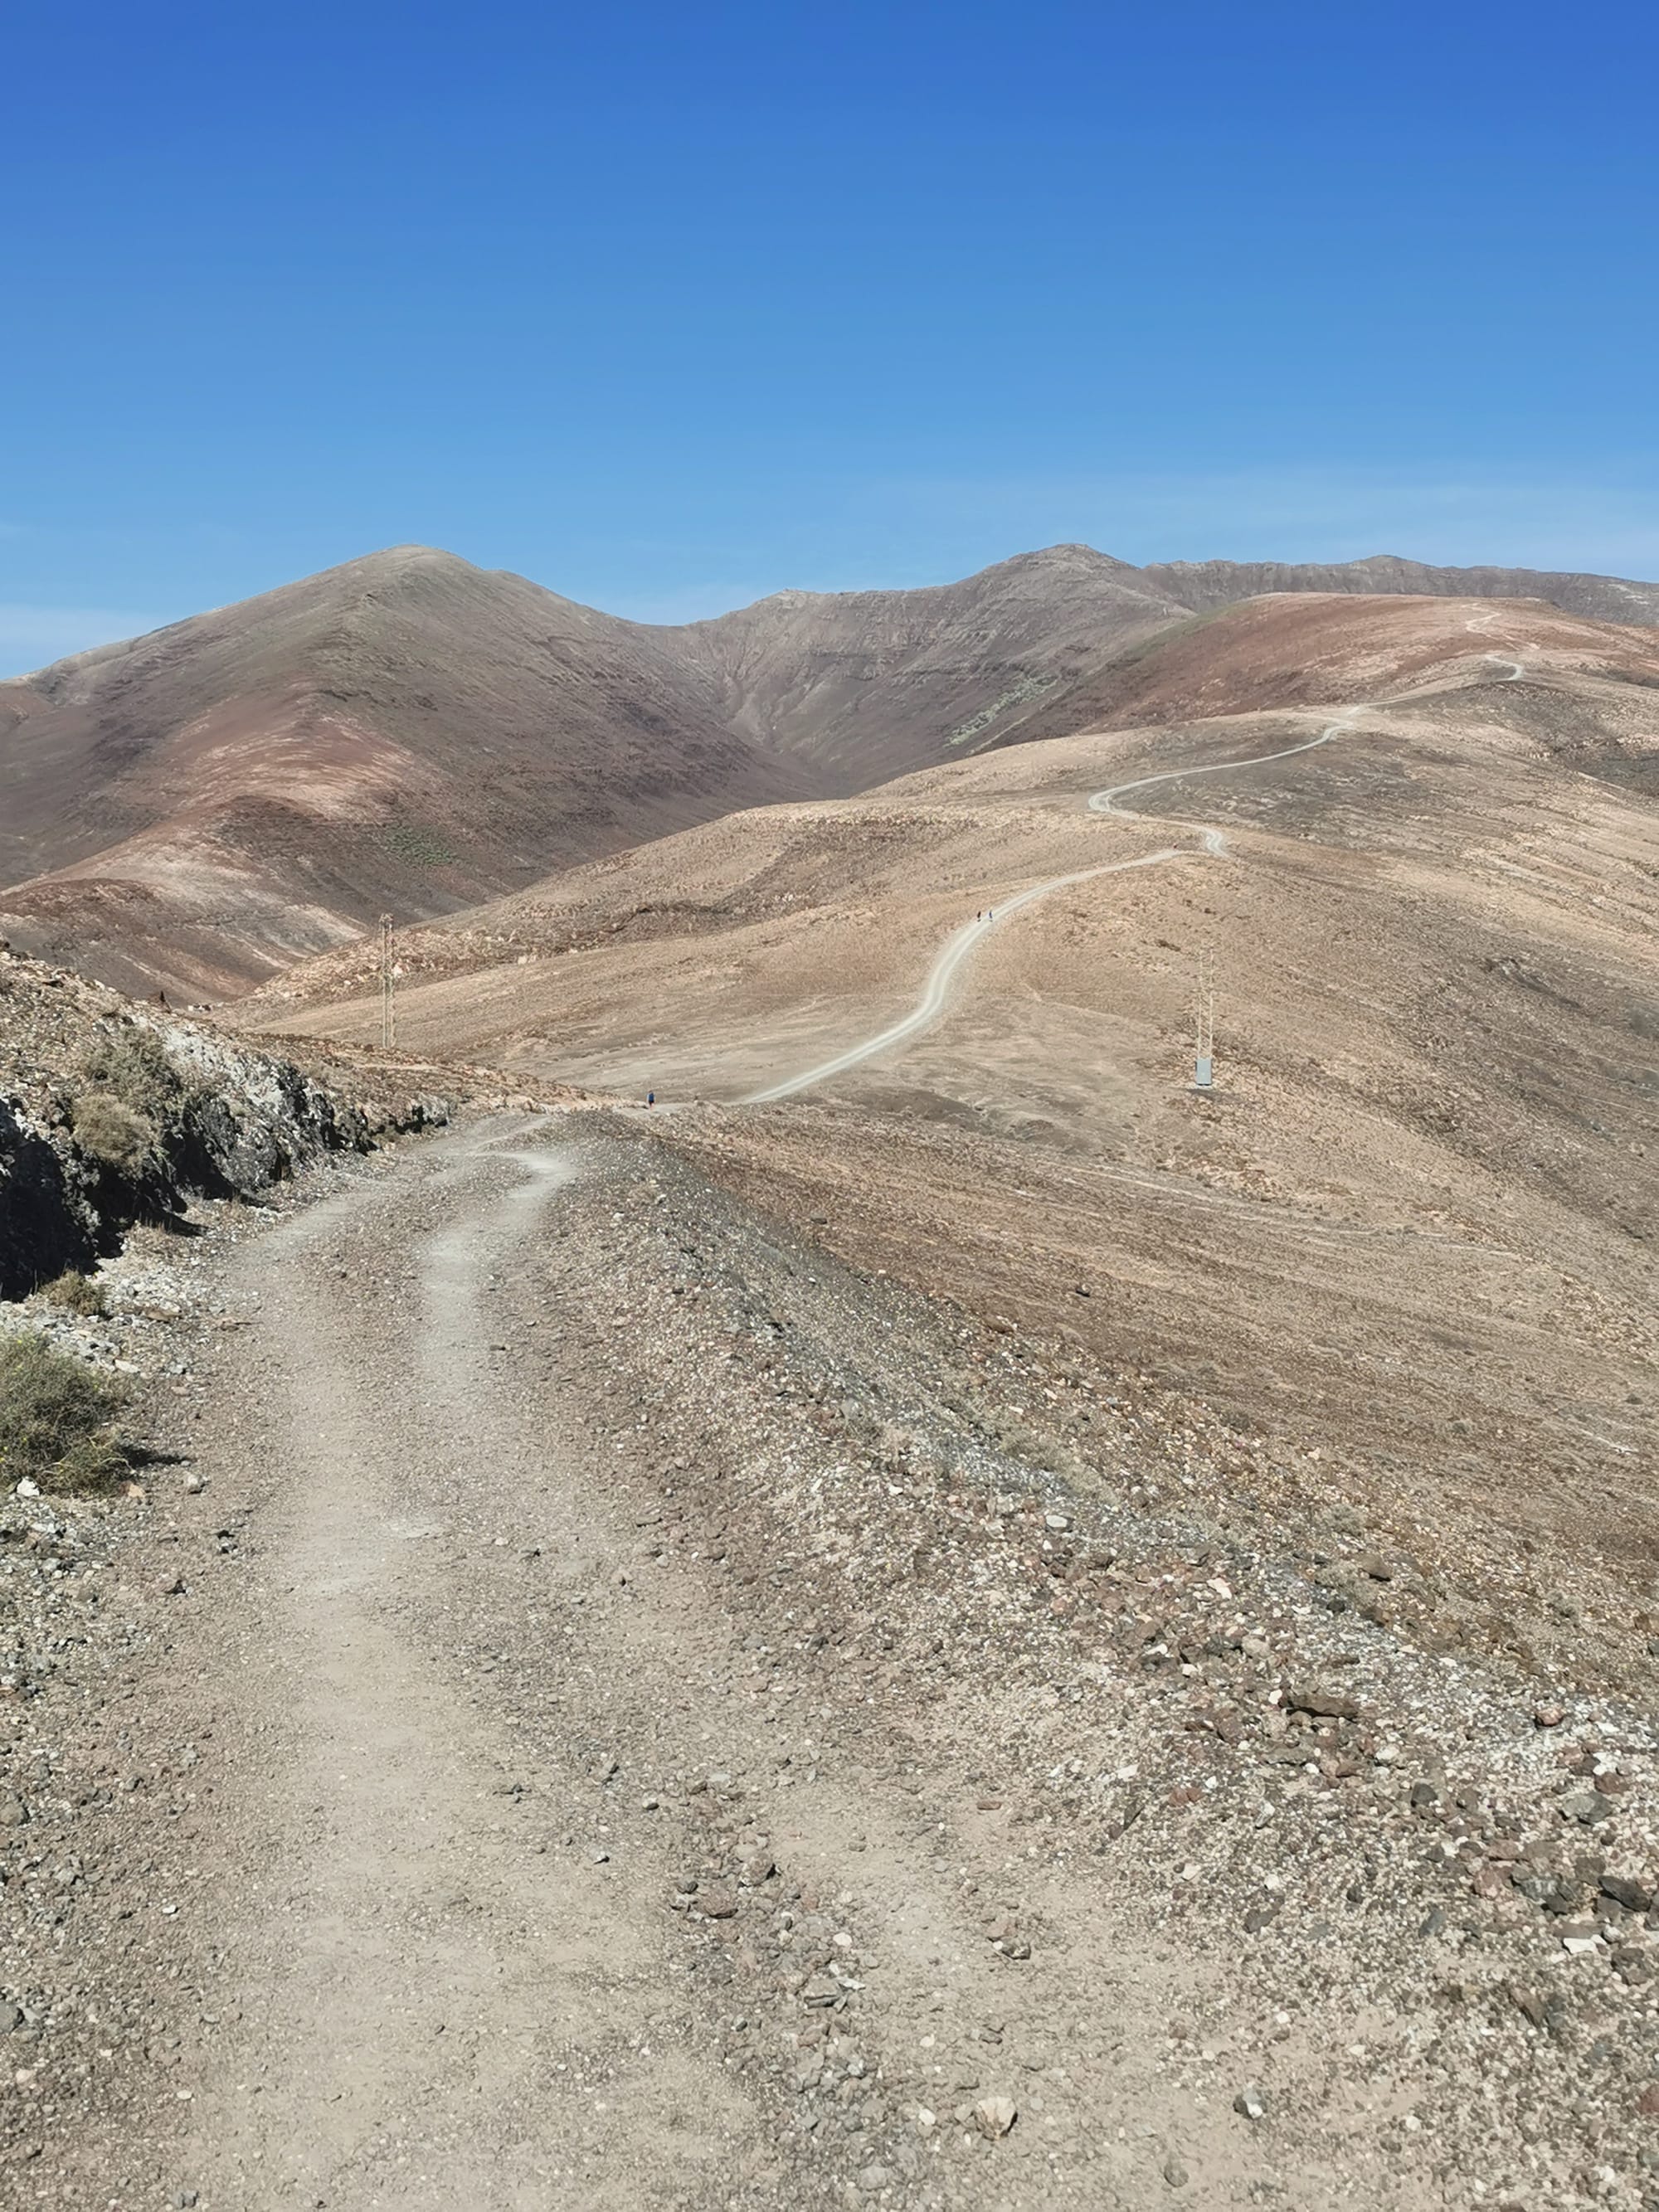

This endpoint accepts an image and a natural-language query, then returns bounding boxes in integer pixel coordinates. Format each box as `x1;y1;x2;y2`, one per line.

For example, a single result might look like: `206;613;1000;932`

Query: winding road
744;650;1531;1106
743;706;1365;1104
743;846;1179;1104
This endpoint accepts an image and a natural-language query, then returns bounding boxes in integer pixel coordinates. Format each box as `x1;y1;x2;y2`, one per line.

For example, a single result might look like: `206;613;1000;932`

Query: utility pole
379;913;396;1049
1193;946;1215;1091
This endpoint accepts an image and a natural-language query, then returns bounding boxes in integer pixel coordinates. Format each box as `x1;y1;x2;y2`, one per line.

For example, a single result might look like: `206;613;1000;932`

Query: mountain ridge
5;537;1658;998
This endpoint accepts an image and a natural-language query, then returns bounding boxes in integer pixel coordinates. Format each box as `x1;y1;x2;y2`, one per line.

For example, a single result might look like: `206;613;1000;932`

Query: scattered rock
973;2094;1018;2139
1602;1873;1653;1913
1288;1685;1361;1721
1560;1790;1615;1826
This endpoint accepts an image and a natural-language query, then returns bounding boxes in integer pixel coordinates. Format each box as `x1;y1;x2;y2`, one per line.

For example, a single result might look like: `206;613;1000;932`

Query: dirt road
743;712;1365;1105
27;1115;1657;2212
81;1120;1241;2212
747;649;1535;1108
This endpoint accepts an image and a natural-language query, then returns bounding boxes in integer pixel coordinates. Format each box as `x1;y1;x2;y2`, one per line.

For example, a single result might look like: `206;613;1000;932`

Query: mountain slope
666;543;1192;785
1146;551;1659;627
1005;591;1659;788
228;591;1659;1581
0;547;820;999
7;538;1659;1001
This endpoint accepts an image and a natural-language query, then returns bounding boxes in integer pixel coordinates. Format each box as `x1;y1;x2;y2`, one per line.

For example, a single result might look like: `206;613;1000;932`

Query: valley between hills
1;546;1657;2212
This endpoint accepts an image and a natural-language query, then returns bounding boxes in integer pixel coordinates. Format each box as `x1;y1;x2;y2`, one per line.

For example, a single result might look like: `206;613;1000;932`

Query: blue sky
2;0;1656;674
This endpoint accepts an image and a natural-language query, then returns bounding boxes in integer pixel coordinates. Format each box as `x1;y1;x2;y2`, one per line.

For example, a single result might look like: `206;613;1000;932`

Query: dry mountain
241;586;1659;1658
5;538;1659;999
661;542;1191;785
0;547;819;1000
1147;551;1659;627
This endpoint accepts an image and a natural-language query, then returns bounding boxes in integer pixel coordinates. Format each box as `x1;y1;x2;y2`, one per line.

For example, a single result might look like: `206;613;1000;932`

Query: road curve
744;848;1180;1103
742;707;1365;1105
742;644;1536;1106
1084;706;1365;853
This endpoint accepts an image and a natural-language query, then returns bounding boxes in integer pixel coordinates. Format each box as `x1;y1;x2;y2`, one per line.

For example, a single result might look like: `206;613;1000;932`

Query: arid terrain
4;542;1657;1000
2;552;1657;2211
231;582;1659;1684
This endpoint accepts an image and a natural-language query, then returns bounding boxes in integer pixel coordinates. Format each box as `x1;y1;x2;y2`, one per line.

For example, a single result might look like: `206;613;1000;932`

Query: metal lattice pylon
1194;946;1215;1089
380;913;396;1048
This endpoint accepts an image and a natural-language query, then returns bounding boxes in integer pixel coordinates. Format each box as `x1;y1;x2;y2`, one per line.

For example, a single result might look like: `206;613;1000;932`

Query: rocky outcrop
0;950;448;1300
0;1098;95;1296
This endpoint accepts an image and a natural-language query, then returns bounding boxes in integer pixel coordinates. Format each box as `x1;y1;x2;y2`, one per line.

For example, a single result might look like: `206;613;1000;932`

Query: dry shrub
40;1270;107;1318
70;1090;154;1174
979;1407;1079;1474
79;1028;186;1121
0;1334;126;1493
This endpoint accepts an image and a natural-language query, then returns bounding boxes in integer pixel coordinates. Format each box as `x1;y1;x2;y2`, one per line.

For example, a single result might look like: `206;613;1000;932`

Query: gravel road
15;1114;1659;2212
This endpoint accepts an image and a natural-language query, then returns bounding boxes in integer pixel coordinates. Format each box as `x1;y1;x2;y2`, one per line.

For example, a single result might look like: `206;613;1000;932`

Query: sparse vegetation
377;820;458;868
39;1269;107;1318
65;1027;192;1174
0;1333;126;1492
70;1089;155;1173
975;1404;1081;1475
79;1028;187;1121
945;673;1058;749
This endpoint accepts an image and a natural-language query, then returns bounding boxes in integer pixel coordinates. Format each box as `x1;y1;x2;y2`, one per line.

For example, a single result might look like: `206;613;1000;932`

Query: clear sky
3;0;1656;673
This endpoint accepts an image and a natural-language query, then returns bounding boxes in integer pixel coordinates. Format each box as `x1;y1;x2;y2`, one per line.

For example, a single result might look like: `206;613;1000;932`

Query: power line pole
379;913;396;1049
1194;946;1215;1091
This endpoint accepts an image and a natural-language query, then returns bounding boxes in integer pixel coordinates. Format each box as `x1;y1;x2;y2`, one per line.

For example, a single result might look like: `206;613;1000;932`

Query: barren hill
7;539;1659;1001
1008;591;1659;787
0;547;820;999
237;590;1659;1586
1148;550;1659;627
10;584;1659;2212
665;542;1191;785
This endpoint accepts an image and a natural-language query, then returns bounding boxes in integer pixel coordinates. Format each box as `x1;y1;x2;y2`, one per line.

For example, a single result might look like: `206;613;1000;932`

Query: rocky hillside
0;947;447;1300
1147;552;1659;628
665;543;1190;786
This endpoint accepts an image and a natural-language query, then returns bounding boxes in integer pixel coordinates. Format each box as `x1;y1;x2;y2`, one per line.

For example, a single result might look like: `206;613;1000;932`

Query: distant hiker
646;1089;655;1107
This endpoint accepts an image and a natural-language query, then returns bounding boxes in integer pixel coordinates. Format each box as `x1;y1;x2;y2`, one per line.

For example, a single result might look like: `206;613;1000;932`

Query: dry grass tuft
0;1334;127;1493
70;1091;155;1174
39;1271;108;1319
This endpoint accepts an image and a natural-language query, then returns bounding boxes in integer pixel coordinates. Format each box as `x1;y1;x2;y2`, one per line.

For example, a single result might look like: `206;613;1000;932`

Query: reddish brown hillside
7;544;1659;1001
1013;591;1659;783
0;547;819;998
